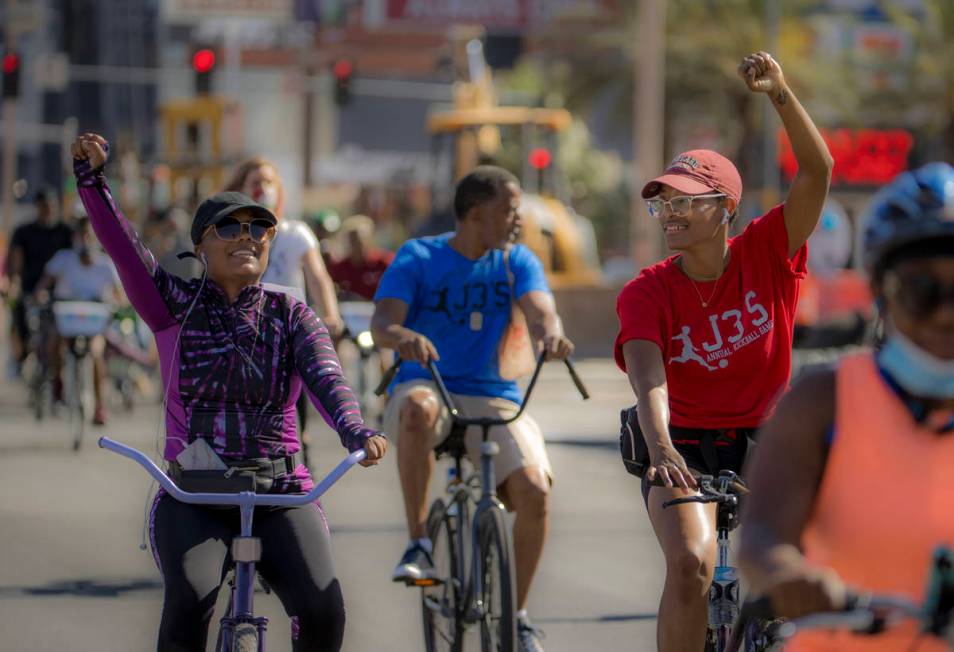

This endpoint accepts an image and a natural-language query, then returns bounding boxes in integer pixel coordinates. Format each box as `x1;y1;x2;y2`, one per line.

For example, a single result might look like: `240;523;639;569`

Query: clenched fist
71;133;109;169
738;51;787;101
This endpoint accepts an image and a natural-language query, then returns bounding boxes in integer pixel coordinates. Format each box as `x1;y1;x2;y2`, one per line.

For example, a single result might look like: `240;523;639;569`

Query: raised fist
737;51;787;99
71;133;109;169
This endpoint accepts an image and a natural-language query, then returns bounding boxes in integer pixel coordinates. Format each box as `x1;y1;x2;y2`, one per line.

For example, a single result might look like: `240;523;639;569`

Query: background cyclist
738;162;954;652
371;165;573;652
225;157;344;467
614;51;832;651
72;132;387;652
34;216;121;425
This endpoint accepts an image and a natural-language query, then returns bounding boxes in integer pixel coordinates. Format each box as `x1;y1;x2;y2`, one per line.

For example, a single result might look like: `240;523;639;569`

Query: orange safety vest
789;352;954;651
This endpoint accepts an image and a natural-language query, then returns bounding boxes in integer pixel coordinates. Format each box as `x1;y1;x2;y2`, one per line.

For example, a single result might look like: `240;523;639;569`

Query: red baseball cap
641;149;743;203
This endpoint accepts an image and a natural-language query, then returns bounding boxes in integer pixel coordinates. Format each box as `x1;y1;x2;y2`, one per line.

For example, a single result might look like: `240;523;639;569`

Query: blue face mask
878;330;954;399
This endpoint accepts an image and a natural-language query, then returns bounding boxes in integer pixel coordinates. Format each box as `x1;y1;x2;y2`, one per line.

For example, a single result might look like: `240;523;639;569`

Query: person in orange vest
739;162;954;651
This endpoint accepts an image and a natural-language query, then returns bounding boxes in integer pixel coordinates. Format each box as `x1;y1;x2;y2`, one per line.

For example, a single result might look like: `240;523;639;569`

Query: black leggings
153;493;344;652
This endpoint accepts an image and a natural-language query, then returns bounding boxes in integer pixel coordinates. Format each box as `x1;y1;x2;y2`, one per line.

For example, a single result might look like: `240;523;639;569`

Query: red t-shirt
614;205;807;429
327;248;395;301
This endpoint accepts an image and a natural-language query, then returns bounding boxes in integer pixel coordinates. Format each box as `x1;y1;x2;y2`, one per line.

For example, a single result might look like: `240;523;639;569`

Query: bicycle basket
53;301;112;338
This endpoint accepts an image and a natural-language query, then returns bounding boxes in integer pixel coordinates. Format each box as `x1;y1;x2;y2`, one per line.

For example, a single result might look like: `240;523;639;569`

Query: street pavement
0;358;664;651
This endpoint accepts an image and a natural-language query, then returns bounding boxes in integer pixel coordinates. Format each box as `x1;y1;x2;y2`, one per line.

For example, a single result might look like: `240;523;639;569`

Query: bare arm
739;51;833;257
517;290;573;359
370;297;439;364
738;367;846;616
302;247;343;337
622;339;695;490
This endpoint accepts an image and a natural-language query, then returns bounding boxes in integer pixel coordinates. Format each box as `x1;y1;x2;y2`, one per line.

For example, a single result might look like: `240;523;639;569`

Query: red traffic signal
2;52;20;75
192;49;216;74
2;51;21;99
528;147;552;170
332;59;353;81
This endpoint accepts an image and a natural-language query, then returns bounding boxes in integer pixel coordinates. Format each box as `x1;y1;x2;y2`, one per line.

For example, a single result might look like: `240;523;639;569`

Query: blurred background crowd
1;0;953;371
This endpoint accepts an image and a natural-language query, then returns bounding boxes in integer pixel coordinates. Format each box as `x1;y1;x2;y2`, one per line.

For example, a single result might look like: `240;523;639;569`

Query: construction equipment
424;32;602;288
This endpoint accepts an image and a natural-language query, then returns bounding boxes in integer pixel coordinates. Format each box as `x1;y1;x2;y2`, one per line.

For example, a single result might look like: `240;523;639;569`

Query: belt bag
619;405;753;478
168;451;304;494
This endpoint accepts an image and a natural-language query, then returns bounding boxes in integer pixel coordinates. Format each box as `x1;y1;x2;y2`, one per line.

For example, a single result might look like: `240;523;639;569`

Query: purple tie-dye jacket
75;159;378;492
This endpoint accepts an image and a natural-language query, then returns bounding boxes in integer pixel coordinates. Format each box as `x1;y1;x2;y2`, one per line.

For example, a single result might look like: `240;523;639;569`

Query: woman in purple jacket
72;133;387;652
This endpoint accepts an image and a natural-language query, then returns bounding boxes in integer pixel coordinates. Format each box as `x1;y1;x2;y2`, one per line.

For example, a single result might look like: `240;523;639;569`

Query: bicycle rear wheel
476;506;515;652
422;498;464;652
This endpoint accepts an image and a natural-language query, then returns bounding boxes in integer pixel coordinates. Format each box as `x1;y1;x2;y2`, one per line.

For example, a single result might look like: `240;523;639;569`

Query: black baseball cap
190;191;277;245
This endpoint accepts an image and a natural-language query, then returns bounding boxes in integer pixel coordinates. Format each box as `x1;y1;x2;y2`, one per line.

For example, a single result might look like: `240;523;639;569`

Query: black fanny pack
168;450;304;495
619;405;753;478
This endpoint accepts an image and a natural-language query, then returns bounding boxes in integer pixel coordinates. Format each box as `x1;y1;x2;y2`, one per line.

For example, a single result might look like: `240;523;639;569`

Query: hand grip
374;360;401;396
564;358;590;400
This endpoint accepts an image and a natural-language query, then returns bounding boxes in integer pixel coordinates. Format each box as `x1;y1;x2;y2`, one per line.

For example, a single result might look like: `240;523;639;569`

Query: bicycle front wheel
476;506;516;652
422;498;464;652
68;354;86;451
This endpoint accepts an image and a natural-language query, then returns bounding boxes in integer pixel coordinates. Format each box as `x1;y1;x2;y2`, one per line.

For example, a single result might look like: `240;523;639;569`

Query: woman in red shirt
615;51;833;651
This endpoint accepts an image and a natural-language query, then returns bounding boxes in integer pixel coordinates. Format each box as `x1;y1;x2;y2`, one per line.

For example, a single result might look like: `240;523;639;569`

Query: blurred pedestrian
5;188;73;375
327;215;395;301
225;158;344;466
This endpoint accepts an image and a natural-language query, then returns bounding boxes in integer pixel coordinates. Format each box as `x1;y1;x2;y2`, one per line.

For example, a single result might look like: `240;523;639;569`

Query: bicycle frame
415;352;588;639
98;436;366;651
662;471;749;651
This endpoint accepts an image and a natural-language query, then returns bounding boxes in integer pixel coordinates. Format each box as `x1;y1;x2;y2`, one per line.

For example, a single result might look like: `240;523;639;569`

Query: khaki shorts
382;380;553;487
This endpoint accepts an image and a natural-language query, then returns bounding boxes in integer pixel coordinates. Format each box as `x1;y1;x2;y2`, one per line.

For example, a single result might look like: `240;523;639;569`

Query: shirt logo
669;291;773;372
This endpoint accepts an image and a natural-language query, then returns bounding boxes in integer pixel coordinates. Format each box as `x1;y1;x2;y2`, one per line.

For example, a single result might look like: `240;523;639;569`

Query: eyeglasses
646;193;726;219
884;272;954;319
205;217;276;243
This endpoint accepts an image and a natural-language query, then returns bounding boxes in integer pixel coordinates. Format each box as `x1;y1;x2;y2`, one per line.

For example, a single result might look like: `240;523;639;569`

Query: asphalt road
0;358;666;651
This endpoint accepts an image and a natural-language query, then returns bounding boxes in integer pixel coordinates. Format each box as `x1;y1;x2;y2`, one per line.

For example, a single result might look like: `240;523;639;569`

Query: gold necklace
679;257;723;308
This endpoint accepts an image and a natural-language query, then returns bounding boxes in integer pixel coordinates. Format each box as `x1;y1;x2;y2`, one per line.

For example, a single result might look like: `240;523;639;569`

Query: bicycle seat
433;423;468;461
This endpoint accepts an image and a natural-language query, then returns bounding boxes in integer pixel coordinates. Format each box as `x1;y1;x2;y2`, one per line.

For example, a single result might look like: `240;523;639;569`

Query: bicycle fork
465;433;502;624
219;500;269;651
709;528;741;650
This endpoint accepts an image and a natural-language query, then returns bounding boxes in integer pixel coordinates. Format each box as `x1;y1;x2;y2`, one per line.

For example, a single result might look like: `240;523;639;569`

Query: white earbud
721;208;731;225
200;252;208;266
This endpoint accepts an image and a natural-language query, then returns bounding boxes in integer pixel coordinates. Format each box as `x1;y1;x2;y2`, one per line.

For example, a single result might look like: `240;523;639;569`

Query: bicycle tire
69;355;86;451
231;623;258;652
476;506;516;652
422;498;464;652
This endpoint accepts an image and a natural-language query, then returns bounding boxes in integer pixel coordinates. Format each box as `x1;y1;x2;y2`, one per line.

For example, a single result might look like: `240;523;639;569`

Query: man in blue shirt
372;166;573;651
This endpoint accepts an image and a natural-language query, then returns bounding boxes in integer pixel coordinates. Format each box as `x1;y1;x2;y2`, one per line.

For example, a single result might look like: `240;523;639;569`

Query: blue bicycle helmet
862;162;954;276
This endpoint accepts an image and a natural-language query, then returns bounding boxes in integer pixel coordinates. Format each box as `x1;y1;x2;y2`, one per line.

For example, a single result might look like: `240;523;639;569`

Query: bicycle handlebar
98;436;366;507
727;591;926;651
374;351;589;427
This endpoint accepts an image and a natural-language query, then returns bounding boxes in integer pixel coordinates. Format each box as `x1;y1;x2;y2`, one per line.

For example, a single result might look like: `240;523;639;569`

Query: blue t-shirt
374;234;550;403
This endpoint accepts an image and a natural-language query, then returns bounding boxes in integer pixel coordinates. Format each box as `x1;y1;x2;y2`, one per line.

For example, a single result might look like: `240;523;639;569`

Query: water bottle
709;565;740;626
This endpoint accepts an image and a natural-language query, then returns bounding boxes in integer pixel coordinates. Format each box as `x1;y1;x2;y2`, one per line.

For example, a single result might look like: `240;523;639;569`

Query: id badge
469;311;483;331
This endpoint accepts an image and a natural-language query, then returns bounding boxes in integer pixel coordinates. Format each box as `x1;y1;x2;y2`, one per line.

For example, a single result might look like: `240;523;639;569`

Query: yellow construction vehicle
158;96;238;208
424;34;602;288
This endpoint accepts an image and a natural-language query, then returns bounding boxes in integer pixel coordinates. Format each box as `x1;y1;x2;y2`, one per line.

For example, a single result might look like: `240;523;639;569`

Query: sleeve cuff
74;159;105;187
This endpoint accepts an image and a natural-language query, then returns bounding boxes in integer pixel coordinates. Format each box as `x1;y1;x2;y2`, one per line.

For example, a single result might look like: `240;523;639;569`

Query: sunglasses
884;272;954;319
646;193;726;219
205;217;276;243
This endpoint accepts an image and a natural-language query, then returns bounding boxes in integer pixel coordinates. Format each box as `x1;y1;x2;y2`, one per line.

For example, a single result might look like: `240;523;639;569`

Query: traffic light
2;50;21;99
332;59;353;106
192;48;216;95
